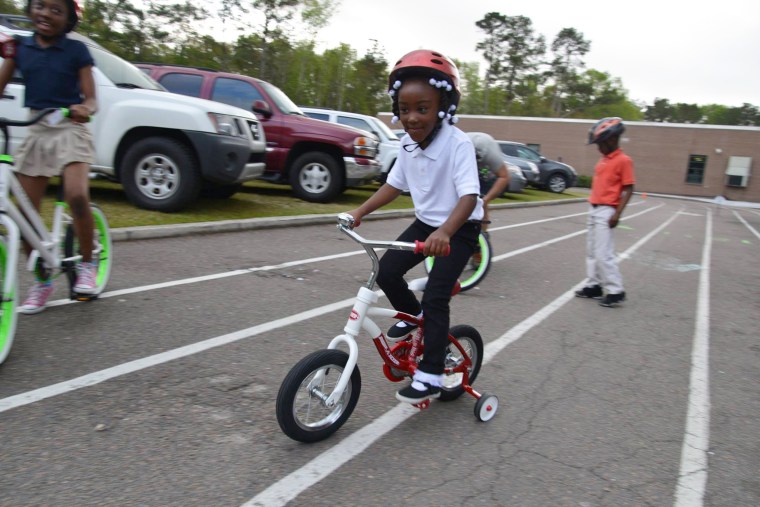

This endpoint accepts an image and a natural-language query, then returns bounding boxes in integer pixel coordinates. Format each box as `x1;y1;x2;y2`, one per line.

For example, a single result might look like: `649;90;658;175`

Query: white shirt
388;122;484;227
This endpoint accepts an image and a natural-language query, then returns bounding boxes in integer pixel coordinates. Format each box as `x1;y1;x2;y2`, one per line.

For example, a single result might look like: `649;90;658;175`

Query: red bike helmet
588;117;625;145
388;49;461;106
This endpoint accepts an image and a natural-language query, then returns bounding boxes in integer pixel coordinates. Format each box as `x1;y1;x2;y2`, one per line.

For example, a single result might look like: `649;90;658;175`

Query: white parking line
1;201;664;414
243;209;680;507
674;210;712;507
733;209;760;240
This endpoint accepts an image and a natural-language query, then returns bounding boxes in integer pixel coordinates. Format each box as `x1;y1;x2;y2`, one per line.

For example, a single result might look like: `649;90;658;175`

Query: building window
686;155;707;184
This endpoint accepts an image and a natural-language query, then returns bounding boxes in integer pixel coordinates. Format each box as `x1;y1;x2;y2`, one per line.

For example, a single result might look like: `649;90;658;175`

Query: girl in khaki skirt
0;0;98;313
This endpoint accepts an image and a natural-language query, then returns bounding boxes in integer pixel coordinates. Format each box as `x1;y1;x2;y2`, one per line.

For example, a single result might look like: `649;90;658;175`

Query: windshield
369;117;399;141
259;80;303;115
88;45;163;90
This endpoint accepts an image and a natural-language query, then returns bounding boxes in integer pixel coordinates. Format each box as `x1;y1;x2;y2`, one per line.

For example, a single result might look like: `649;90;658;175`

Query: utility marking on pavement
674;210;712;507
245;210;680;507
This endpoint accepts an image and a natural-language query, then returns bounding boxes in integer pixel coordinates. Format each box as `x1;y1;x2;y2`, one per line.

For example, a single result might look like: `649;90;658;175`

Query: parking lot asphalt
109;198;589;242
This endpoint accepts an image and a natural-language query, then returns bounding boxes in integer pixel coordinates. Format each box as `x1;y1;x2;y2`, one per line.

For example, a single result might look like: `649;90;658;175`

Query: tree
549;28;590;117
475;12;546;114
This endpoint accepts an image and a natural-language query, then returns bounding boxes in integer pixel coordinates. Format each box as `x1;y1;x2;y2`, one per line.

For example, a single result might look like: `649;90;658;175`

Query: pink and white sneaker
74;262;98;294
20;282;54;315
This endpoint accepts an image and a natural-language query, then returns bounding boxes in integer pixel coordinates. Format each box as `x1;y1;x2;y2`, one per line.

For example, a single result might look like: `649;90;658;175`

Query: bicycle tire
64;204;113;296
276;349;361;443
439;324;484;402
424;232;492;292
0;236;19;365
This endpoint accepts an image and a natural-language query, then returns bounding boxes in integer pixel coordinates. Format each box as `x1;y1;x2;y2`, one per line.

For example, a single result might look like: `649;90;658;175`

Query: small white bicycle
0;107;113;365
276;213;498;443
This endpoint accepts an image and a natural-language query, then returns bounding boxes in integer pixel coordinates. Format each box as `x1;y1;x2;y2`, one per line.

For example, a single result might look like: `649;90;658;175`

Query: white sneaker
74;262;98;294
20;282;54;314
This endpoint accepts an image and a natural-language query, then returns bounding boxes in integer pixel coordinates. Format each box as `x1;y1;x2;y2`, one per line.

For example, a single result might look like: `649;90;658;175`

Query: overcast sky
312;0;760;108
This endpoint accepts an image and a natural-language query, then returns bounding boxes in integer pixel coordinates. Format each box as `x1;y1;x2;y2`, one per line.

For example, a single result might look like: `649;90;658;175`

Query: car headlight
208;113;245;138
354;136;378;158
528;161;539;174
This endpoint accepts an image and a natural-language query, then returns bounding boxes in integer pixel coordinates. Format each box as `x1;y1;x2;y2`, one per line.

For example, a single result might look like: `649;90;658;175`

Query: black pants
377;219;480;374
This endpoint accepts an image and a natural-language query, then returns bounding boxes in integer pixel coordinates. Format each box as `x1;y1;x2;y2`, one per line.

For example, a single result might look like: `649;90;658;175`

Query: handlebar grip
414;241;450;256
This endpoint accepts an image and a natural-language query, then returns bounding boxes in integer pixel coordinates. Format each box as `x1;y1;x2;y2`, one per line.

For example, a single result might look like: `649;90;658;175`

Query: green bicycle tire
424;233;492;292
64;204;113;295
0;236;19;365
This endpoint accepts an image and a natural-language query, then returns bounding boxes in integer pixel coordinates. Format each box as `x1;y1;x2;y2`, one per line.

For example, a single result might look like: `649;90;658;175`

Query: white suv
0;15;266;212
300;107;400;183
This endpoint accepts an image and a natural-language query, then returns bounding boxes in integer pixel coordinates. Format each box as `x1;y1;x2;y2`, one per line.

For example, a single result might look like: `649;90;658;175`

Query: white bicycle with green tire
0;107;113;365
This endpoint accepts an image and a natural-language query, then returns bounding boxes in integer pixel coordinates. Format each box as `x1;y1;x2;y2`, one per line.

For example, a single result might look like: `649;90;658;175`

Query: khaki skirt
14;110;95;177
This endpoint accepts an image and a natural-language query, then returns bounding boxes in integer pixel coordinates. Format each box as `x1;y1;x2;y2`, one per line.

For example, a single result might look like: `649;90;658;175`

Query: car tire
546;173;569;193
121;137;202;212
290;151;344;203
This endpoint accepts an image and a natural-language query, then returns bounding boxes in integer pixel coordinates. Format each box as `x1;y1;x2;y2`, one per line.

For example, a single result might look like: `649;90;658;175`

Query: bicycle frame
314;214;473;408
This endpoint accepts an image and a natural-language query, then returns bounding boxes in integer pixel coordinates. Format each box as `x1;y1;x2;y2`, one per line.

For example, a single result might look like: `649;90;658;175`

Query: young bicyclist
0;0;98;314
345;50;483;404
575;117;635;307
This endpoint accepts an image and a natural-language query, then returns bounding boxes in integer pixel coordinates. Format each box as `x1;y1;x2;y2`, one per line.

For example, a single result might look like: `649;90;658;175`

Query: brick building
378;113;760;203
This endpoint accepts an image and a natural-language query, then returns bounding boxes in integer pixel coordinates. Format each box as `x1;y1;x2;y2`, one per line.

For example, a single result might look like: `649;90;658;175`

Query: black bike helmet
25;0;80;33
588;117;625;145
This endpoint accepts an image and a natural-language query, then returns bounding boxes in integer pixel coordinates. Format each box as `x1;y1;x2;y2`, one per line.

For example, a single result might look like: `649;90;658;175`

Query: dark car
497;141;577;193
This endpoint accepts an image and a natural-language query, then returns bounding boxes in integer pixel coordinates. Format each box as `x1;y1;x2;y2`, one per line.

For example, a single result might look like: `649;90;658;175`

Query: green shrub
576;175;592;188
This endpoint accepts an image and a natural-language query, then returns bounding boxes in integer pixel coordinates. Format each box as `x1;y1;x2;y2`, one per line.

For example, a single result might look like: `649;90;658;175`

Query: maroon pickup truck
136;63;381;203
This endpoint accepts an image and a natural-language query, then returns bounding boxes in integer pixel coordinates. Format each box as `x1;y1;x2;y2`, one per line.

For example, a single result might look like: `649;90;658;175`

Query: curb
110;198;589;242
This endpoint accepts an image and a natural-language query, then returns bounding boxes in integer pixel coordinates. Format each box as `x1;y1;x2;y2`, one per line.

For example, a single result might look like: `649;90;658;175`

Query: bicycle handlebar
337;213;450;256
0;107;67;128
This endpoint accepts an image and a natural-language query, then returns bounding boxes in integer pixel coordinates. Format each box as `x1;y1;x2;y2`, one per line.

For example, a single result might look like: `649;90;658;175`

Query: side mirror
252;100;272;119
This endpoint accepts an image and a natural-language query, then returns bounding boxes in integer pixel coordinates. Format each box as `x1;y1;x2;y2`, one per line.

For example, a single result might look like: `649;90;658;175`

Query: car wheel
121;137;201;212
546;173;568;193
290;152;344;203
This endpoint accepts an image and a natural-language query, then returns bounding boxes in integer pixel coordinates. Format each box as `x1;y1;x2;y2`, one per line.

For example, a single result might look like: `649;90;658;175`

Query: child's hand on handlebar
421;230;451;257
68;104;92;123
343;209;363;228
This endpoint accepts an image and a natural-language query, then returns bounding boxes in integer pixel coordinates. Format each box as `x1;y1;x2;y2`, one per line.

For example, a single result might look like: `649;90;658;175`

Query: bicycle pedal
412;399;431;410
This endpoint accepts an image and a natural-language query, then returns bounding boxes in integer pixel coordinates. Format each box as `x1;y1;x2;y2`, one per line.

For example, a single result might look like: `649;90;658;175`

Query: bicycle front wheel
64;203;113;295
276;349;361;443
0;236;19;365
424;232;492;292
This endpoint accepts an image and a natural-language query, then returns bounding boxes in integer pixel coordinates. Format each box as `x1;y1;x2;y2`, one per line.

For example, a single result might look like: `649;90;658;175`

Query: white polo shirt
388;122;484;227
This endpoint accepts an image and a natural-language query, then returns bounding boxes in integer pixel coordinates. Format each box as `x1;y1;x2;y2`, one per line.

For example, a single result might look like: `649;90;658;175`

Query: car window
258;80;302;115
211;77;264;111
499;144;516;157
337;116;372;135
159;73;204;98
515;146;541;162
87;45;162;90
304;112;330;121
368;117;399;141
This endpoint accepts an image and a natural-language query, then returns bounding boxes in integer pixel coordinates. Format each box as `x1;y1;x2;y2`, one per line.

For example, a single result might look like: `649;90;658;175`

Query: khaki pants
585;204;624;294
